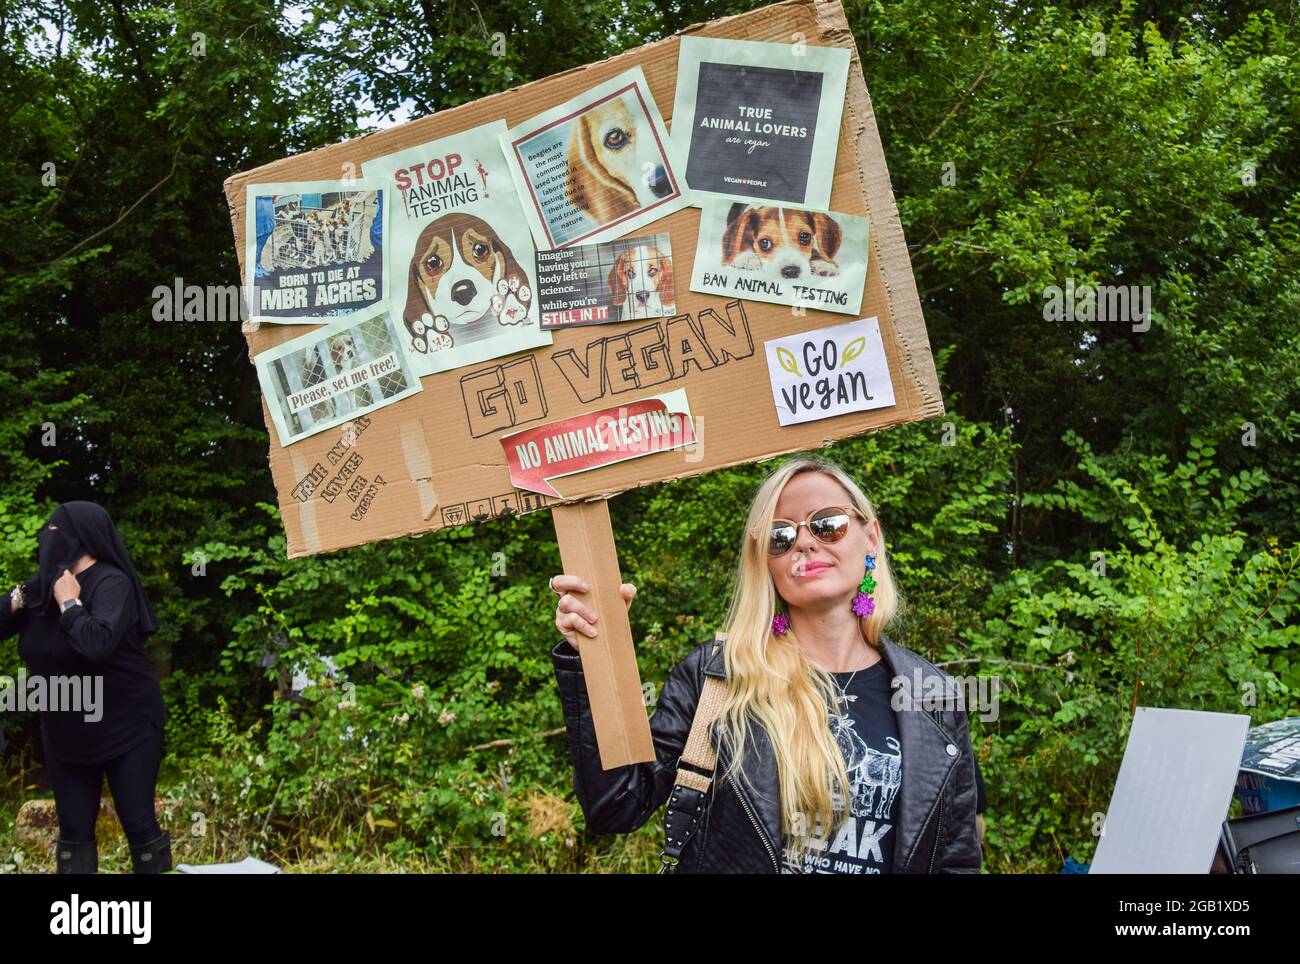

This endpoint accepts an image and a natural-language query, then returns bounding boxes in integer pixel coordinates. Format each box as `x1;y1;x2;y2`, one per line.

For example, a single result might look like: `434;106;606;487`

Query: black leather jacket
551;633;983;873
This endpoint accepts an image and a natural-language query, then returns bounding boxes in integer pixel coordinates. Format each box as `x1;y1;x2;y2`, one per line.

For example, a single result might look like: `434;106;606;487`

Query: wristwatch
60;598;82;613
9;585;26;611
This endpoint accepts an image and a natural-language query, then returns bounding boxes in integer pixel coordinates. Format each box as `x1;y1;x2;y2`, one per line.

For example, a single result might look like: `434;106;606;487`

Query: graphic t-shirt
780;659;902;874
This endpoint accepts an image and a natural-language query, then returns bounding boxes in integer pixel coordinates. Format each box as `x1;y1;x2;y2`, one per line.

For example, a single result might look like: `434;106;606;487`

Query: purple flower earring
851;554;876;618
771;597;790;636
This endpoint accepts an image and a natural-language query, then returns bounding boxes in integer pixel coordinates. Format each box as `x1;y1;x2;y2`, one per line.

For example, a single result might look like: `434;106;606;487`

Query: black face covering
28;501;160;636
34;505;84;608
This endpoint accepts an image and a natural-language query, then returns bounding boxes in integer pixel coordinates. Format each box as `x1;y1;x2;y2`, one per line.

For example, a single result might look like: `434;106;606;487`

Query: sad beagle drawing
721;203;844;279
401;212;533;355
566;93;676;226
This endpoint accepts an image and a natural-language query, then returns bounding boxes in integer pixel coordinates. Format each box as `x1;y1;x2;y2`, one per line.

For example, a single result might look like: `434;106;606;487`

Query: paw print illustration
411;312;453;352
495;273;533;326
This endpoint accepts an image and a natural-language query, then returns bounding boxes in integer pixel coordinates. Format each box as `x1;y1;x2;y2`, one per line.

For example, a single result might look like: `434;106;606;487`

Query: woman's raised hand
551;574;637;650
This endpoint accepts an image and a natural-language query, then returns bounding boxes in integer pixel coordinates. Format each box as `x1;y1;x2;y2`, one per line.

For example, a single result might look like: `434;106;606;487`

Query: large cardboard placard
224;0;943;559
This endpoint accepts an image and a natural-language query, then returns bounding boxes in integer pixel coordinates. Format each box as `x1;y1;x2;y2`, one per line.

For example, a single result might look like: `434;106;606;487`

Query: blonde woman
548;456;983;873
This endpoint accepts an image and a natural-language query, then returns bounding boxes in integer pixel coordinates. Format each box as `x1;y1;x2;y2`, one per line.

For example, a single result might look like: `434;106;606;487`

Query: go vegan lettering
773;335;872;415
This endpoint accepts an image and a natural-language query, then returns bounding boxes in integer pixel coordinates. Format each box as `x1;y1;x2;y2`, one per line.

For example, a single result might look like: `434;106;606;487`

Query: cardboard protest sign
671;36;849;209
500;67;689;248
244;180;388;324
361;121;553;376
692;199;869;314
537;233;676;329
225;0;945;768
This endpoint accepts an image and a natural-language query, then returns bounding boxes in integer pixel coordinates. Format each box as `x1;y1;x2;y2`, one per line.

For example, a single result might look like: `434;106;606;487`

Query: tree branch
924;59;994;145
40;148;180;266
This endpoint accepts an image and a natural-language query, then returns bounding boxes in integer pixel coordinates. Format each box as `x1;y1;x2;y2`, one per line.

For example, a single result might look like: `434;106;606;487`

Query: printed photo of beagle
297;333;366;421
402;212;533;354
720;204;843;279
608;244;675;320
327;332;358;372
325;332;372;412
567;92;676;226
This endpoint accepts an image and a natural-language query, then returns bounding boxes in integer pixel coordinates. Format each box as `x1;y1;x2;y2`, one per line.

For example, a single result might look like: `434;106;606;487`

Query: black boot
130;830;172;874
55;838;98;874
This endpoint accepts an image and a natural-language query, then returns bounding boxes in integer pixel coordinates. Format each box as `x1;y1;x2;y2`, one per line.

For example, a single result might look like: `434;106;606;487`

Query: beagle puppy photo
402;212;533;355
259;192;377;272
566;92;676;226
720;203;844;279
325;332;373;412
607;244;675;320
327;332;358;372
297;337;360;422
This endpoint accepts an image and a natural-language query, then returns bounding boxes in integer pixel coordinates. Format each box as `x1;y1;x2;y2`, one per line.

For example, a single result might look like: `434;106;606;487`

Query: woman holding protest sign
548;456;983;873
0;501;171;874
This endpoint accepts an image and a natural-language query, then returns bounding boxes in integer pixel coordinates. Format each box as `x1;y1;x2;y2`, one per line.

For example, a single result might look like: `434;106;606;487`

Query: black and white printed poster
671;36;850;210
670;39;852;211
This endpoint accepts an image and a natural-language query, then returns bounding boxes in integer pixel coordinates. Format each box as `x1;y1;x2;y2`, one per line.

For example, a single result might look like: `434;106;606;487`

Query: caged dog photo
291;331;372;427
259;191;379;272
267;312;413;440
720;203;844;279
607;243;675;320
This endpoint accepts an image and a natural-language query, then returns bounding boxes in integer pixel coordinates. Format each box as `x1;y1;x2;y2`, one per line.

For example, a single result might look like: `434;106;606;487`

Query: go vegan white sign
763;317;896;426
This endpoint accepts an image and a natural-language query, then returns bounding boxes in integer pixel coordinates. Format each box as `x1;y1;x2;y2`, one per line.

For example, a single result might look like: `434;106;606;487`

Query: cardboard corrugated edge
812;0;942;427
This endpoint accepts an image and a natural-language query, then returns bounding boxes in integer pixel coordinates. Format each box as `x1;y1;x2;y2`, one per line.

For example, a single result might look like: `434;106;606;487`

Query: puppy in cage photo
536;232;675;330
245;179;389;325
254;305;423;447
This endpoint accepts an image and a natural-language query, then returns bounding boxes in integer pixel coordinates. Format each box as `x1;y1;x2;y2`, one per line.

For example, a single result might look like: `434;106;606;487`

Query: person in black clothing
1;501;171;874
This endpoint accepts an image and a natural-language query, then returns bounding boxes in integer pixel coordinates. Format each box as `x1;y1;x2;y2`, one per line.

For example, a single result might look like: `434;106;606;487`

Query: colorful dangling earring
771;596;790;636
851;553;876;618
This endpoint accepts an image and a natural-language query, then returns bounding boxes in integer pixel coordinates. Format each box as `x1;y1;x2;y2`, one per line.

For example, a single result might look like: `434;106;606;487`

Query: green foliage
2;0;1298;873
967;434;1298;870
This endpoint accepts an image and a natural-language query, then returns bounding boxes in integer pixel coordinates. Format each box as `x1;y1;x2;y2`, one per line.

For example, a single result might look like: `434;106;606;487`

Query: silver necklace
832;667;860;707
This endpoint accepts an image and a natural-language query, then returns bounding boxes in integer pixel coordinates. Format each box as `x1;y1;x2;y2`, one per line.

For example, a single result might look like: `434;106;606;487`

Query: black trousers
42;725;164;847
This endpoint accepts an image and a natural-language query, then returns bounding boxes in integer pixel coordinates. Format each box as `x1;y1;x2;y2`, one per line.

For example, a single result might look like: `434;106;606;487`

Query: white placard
763;317;895;426
1091;707;1250;874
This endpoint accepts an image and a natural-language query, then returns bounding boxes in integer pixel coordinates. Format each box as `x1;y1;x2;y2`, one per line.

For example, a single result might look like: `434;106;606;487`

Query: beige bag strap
659;637;727;873
674;673;728;790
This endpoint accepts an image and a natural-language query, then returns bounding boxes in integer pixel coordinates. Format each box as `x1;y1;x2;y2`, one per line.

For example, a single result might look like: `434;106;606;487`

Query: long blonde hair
714;456;903;867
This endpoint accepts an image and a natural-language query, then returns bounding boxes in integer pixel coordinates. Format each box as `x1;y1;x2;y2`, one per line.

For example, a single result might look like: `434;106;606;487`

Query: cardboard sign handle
552;499;655;769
